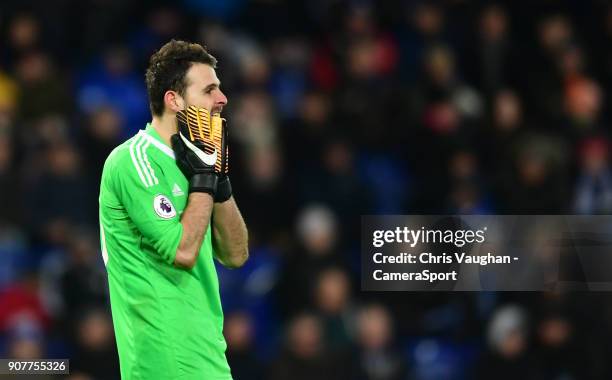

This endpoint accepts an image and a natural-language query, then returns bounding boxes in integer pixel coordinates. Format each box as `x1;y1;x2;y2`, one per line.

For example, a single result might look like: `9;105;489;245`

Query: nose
217;90;228;107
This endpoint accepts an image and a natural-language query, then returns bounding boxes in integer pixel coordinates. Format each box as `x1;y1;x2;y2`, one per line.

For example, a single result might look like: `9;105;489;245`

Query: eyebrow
203;82;221;92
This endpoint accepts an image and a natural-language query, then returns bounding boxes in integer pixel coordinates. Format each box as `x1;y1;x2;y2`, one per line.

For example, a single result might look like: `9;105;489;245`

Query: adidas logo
172;183;184;196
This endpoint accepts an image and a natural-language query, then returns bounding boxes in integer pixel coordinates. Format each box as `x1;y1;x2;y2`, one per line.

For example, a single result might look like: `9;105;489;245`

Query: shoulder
102;136;138;174
104;133;162;189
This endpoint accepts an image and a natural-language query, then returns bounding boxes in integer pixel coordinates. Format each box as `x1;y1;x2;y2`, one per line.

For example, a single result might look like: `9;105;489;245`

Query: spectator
573;137;612;213
0;126;22;226
78;105;123;186
535;313;587;379
475;305;543;380
26;142;94;244
277;205;347;317
464;4;517;95
225;311;263;380
69;308;119;380
268;313;336;380
313;267;353;351
58;230;108;318
76;46;149;138
351;304;407;380
15;51;71;124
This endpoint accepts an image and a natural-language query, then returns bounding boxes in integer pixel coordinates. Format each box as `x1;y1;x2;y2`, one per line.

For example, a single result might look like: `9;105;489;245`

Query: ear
164;90;185;113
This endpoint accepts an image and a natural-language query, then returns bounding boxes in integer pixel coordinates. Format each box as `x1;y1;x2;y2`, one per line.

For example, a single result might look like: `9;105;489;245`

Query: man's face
177;63;227;114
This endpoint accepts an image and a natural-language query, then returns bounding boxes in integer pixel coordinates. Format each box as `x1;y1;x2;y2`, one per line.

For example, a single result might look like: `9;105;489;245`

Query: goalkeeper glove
214;117;232;203
172;105;222;195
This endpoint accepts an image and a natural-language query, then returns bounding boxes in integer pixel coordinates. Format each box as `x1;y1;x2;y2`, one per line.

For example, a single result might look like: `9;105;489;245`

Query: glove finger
183;105;212;141
221;118;228;140
221;119;229;175
196;106;213;139
176;110;191;139
171;134;185;154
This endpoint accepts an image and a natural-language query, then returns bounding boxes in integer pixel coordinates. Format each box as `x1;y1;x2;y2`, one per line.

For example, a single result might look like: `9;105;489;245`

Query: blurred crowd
2;0;612;379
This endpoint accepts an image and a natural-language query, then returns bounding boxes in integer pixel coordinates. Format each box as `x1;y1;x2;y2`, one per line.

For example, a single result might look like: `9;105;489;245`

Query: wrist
214;176;232;203
188;192;214;202
189;173;218;195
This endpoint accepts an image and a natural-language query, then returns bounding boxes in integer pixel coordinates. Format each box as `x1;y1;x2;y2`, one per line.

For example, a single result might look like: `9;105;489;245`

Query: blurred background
1;0;612;379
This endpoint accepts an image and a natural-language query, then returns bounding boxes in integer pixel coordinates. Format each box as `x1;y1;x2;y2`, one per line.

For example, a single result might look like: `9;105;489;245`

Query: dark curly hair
145;39;217;116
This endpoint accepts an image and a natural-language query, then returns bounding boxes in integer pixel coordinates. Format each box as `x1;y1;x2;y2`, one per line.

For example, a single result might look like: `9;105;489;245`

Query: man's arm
174;193;215;269
212;197;249;268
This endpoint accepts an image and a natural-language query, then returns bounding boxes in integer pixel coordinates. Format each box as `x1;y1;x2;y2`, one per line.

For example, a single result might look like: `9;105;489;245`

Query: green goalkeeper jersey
98;123;232;380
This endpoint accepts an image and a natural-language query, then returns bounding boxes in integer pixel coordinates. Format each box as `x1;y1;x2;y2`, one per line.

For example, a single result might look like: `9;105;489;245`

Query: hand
171;106;220;194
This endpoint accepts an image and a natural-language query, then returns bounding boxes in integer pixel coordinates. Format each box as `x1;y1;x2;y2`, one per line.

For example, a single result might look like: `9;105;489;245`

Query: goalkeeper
98;40;248;379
